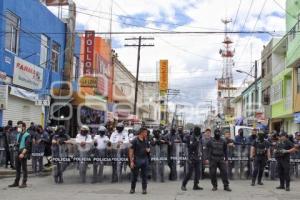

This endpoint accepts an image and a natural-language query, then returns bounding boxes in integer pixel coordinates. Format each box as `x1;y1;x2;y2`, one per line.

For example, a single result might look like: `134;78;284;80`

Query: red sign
45;0;69;6
83;31;95;75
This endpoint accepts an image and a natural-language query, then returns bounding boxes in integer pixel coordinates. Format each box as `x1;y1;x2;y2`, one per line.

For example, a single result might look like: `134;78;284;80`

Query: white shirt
110;131;129;144
94;135;110;150
75;134;93;152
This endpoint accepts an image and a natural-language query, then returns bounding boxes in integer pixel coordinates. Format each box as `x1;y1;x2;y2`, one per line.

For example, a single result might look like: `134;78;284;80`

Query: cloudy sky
52;0;287;123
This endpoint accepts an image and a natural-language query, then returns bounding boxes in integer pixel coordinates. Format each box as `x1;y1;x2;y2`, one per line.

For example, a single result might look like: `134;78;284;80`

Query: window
5;11;20;54
262;61;266;78
72;56;79;81
51;41;60;72
297;67;300;93
267;56;272;74
262;87;270;105
40;34;49;68
271;80;282;104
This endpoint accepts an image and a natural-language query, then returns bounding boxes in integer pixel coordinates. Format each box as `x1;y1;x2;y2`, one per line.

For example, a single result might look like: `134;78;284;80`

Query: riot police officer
181;126;203;191
250;131;271;186
207;129;232;192
92;126;110;183
274;131;297;191
166;128;181;180
32;125;49;175
51;126;71;184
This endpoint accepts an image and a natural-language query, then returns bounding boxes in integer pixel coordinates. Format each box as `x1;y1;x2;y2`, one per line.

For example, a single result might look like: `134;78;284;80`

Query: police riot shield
240;144;251;179
31;143;45;174
0;131;6;166
150;143;168;182
227;145;235;180
110;143;130;182
51;143;72;183
92;148;107;183
230;144;250;180
74;143;93;183
267;143;278;180
170;143;187;180
290;151;300;180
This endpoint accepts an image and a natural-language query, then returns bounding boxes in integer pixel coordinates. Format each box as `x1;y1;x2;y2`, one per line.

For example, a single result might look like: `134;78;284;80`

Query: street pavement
0;174;300;200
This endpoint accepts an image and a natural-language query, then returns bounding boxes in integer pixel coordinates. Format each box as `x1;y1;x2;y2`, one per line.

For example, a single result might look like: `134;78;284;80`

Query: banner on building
0;85;8;110
159;60;168;92
45;0;69;6
13;57;43;90
80;76;97;88
294;113;300;124
83;31;95;75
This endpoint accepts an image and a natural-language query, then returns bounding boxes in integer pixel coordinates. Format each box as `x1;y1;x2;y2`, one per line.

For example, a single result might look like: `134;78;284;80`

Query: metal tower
217;19;236;117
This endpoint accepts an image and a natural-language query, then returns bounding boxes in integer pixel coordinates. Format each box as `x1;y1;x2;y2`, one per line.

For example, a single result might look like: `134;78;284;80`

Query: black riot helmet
98;126;107;136
116;123;124;133
194;126;201;137
56;125;65;135
171;128;176;135
153;129;161;138
214;129;222;140
257;131;265;142
238;128;244;137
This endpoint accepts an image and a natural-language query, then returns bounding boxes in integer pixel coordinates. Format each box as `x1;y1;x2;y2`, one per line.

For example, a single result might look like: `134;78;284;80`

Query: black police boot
8;182;19;187
212;187;218;191
224;186;232;192
251;179;255;186
257;182;264;185
142;189;147;195
193;185;203;190
276;186;285;190
130;188;135;194
181;185;187;191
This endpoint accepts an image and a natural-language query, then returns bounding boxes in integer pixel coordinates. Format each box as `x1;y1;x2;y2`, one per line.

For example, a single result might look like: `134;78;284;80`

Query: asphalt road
1;174;300;200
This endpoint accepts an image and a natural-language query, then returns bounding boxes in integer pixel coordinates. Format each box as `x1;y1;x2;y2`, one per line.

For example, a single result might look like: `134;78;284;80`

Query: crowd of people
1;120;300;195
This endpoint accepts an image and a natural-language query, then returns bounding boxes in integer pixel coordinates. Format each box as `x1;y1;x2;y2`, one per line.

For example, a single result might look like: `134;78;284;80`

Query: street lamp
236;60;258;128
236;70;255;78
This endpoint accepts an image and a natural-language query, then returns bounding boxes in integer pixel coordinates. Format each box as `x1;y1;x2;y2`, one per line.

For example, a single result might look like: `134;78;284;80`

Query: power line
231;0;242;32
235;0;268;65
272;0;297;19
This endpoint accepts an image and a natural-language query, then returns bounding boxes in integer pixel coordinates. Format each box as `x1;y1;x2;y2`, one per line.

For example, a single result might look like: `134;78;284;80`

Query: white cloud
47;0;286;123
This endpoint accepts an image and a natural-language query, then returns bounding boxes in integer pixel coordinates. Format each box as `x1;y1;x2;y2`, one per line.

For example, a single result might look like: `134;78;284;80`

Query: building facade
261;38;281;128
139;81;160;126
285;0;300;128
0;0;80;128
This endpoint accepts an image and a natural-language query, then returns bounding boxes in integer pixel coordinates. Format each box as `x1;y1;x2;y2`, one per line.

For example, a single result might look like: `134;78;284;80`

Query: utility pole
125;36;154;115
166;89;180;125
254;60;258;128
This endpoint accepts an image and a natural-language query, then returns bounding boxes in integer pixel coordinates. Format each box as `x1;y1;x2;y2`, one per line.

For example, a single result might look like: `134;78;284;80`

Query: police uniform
207;131;231;191
251;138;270;185
52;132;70;184
32;130;49;174
166;131;181;181
274;134;295;191
181;134;203;190
150;131;167;182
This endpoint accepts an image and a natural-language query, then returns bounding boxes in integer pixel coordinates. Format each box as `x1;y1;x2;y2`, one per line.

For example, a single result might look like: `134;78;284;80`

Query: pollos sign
83;31;95;75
